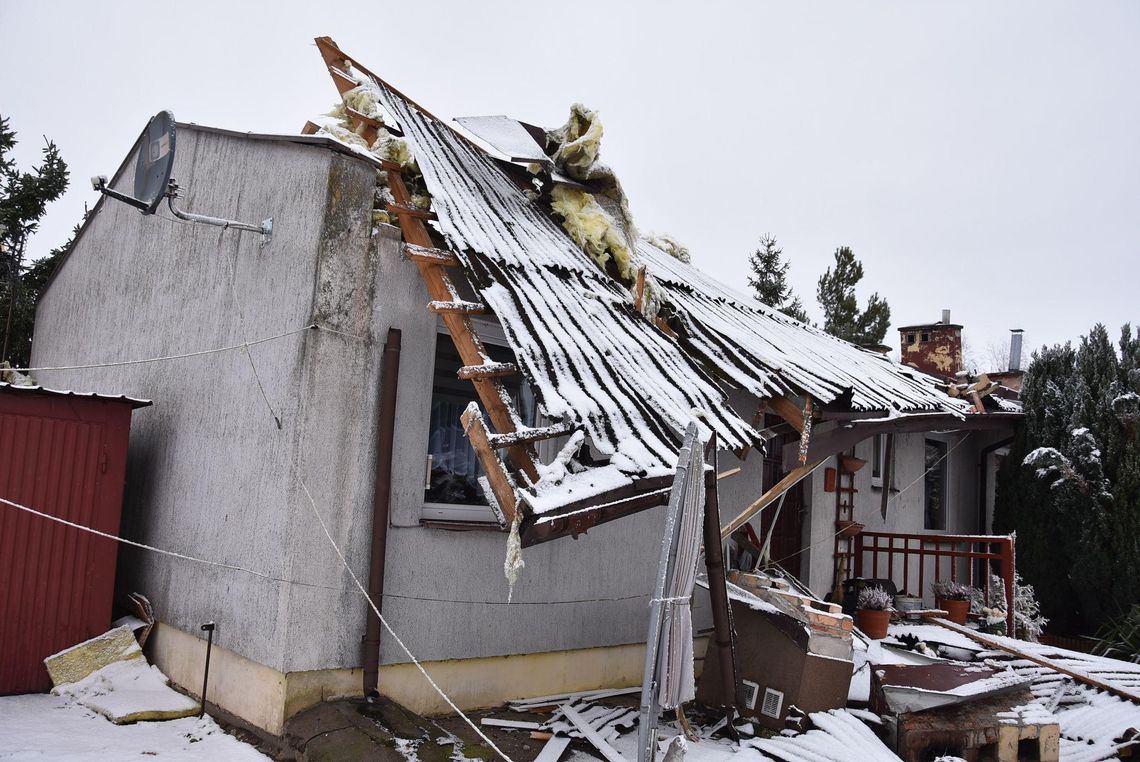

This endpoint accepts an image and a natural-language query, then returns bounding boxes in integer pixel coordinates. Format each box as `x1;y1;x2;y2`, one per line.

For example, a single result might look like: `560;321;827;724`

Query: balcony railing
847;531;1016;635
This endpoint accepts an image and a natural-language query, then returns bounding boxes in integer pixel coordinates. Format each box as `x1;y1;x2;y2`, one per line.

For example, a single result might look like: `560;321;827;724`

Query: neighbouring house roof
0;382;152;409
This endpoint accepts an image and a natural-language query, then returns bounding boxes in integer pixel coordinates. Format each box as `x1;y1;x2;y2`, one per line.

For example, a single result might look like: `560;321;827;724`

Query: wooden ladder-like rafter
311;36;576;525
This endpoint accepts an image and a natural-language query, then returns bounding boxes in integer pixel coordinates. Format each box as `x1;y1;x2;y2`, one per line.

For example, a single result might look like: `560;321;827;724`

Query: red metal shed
0;382;151;694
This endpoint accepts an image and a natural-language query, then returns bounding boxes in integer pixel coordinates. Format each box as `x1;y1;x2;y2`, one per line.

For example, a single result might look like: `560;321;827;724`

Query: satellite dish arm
165;180;273;242
93;176;151;212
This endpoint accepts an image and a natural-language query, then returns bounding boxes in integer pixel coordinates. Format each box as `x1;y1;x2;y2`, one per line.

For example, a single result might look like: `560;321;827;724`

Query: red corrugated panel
0;390;140;694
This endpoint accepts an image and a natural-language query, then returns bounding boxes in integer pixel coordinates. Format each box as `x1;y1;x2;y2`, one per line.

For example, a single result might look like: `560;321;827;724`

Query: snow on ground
0;693;269;762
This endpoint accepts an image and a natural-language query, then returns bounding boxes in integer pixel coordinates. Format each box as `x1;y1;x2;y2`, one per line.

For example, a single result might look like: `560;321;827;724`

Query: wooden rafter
312;36;544;513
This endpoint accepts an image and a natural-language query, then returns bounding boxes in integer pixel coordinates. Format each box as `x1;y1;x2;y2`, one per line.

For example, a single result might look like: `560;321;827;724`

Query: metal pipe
364;328;401;700
702;434;738;723
165;181;272;242
198;622;215;718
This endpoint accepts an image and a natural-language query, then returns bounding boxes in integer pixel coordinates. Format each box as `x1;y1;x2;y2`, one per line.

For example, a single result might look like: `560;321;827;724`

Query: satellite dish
133;110;176;215
94;109;272;243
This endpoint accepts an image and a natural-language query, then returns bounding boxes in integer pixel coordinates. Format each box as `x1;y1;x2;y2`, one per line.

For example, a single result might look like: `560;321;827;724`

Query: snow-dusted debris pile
973;635;1140;761
637;239;969;414
358;72;757;482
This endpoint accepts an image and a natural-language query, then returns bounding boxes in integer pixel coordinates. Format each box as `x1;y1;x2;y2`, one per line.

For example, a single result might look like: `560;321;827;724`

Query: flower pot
856;608;891;640
840;456;867;474
835;519;865;538
938;598;969;625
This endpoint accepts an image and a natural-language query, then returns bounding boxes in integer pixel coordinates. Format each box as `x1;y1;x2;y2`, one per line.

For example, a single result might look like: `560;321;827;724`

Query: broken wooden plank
386;202;438;221
461;406;519;525
532;735;571;762
428;300;486;315
302;121;321;135
403;243;461;267
508;686;641;708
480;717;544;730
487;421;575;449
717;467;741;480
767;395;806;433
633;264;647;312
927;617;1140;705
458;362;518;380
562;705;627;762
721;459;824;540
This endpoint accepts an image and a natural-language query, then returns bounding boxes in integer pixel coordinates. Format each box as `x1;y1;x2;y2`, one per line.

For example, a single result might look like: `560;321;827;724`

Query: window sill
420;519;506;532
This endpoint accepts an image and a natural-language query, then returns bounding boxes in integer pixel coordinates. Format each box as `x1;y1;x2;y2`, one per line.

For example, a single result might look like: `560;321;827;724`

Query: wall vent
760;687;785;719
740;679;760;710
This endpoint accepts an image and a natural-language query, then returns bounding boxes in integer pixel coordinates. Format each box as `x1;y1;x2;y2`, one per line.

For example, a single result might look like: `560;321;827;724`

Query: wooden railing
849;531;1016;635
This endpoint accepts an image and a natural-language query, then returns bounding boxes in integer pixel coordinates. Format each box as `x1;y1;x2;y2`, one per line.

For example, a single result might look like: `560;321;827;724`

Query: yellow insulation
550;185;632;274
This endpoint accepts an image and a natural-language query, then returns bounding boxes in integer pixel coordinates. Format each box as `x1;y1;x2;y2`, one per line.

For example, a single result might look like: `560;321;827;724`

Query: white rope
0;495;338;590
6;325;324;373
295;478;514;762
651;596;692;606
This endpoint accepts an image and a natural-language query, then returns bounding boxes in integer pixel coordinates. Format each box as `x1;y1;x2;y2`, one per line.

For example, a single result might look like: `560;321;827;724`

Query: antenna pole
166;181;273;243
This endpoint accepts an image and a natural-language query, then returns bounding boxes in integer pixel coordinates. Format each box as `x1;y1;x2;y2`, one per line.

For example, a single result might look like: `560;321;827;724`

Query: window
871;434;884;488
906;332;916;344
423;332;536;522
924;439;947;530
921;332;930;342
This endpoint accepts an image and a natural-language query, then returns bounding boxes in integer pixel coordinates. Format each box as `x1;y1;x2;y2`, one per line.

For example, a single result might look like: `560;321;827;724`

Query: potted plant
855;586;893;639
932;580;974;625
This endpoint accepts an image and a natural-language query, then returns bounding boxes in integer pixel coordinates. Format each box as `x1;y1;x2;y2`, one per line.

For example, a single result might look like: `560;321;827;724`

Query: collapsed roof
309;38;998;529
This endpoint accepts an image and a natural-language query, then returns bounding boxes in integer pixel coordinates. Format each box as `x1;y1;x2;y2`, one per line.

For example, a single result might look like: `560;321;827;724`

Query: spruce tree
815;246;891;345
0;115;69;366
747;234;808;322
994;323;1140;635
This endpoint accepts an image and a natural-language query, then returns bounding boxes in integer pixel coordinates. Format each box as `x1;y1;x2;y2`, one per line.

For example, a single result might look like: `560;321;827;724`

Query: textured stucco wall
32;127;394;673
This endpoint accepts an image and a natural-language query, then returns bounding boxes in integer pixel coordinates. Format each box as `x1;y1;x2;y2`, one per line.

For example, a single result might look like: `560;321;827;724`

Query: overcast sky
2;1;1137;363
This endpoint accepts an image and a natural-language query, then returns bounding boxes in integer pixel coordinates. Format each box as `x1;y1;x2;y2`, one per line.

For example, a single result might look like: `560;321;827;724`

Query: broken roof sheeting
637;240;969;413
365;77;756;475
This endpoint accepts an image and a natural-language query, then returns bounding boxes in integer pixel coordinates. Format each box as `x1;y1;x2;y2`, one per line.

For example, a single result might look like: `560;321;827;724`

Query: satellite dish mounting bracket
165;180;273;244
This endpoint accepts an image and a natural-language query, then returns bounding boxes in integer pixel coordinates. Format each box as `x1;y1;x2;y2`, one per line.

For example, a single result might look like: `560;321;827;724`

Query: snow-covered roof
334;51;993;512
371;77;757;477
637;240;971;413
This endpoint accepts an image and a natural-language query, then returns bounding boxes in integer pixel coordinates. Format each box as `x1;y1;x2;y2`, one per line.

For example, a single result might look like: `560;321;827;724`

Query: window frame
923;437;950;531
422;320;536;524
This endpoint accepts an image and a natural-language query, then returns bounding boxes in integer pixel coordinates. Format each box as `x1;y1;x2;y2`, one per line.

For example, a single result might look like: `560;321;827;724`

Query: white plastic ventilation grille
760;688;784;719
740;679;759;710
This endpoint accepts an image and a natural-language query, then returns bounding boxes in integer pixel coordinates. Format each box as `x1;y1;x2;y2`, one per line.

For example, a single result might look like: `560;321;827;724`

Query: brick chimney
898;309;963;381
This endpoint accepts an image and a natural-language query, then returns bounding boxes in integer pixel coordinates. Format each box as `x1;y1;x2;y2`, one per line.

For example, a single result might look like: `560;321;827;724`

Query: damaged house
21;37;1024;737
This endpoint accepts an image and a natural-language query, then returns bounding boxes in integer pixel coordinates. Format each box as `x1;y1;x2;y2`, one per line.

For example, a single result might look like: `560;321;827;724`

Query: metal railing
849;531;1016;635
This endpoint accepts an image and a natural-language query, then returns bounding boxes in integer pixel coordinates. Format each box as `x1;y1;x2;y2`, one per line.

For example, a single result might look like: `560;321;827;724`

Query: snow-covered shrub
931;580;974;601
857;586;892;611
968;572;1048;642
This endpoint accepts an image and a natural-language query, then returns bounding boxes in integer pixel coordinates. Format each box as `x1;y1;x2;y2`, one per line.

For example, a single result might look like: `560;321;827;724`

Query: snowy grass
0;693;269;761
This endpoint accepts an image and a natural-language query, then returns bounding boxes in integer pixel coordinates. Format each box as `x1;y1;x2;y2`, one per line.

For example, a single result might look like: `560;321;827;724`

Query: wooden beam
386;203;438;221
404;243;460;267
457;362;517;380
767;395;806;433
721;459;824;540
633;265;647;312
487;421;575;449
313;35;539;484
927;617;1140;705
461;406;519;526
428;300;486;315
385;169;538;482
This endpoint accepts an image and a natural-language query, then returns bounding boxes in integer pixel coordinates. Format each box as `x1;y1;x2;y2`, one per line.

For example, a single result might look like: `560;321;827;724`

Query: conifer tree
0;115;69;365
746;234;808;322
815;246;891;345
994;323;1140;635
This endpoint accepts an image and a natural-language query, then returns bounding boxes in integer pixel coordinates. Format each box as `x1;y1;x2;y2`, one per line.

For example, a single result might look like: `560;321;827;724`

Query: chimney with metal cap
1009;329;1024;371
